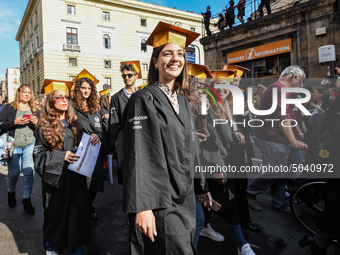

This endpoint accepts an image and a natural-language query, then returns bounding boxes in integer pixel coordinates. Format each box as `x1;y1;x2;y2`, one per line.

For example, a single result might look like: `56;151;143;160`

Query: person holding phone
33;80;89;255
202;75;256;255
0;84;38;214
187;63;223;248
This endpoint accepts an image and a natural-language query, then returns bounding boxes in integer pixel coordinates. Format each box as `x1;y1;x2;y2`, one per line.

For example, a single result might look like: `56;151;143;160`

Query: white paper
68;133;101;177
108;155;113;184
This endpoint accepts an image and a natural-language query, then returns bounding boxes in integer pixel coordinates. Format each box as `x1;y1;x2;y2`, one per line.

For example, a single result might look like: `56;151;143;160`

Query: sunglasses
53;95;70;102
121;74;134;79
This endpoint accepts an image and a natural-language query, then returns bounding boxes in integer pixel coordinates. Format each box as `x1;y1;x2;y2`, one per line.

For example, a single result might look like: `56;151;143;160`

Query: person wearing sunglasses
71;69;108;223
33;80;89;255
0;84;39;215
109;61;141;183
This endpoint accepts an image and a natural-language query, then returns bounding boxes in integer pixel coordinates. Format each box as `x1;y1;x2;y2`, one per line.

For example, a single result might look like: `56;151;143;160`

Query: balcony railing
63;44;81;52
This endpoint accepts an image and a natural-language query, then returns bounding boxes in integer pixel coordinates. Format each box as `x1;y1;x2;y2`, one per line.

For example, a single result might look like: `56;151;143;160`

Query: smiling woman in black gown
120;22;201;255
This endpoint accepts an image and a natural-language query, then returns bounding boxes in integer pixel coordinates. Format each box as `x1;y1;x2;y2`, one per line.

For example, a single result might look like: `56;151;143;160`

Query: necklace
19;102;30;111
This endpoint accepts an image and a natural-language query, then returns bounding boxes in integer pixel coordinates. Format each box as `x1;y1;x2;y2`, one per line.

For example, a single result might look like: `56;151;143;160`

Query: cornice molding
61;19;82;24
97;24;115;29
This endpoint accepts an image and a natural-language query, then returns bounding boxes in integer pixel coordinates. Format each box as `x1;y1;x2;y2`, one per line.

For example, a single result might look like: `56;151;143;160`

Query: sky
0;0;253;79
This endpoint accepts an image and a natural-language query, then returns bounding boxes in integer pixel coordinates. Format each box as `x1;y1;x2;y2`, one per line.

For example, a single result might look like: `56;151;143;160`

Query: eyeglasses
121;74;134;79
53;95;70;102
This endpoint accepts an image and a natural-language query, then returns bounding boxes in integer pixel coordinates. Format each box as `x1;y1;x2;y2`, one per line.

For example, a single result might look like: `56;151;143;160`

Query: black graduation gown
33;126;90;254
192;105;223;168
121;83;196;255
100;106;109;133
109;89;128;148
100;106;111;157
73;104;105;192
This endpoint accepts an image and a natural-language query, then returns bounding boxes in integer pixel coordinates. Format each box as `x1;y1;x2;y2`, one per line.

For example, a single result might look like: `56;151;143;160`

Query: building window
14;70;17;75
36;34;39;47
190;27;195;32
67;27;78;44
103;34;110;49
14;78;18;83
104;77;111;89
67;5;75;15
31;21;33;30
141;18;147;27
142;63;148;71
32;66;34;74
37;60;39;70
69;76;76;81
35;10;38;22
103;11;110;21
141;39;147;52
31;41;34;52
32;81;35;93
104;60;111;68
37;78;40;91
69;58;77;66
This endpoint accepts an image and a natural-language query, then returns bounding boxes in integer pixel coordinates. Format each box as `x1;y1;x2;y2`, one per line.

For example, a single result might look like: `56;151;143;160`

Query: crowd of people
202;0;271;35
0;20;339;255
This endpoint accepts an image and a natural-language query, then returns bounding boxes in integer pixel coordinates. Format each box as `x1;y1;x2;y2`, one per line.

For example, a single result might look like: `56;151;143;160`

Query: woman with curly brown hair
0;84;38;214
33;83;90;255
72;73;107;222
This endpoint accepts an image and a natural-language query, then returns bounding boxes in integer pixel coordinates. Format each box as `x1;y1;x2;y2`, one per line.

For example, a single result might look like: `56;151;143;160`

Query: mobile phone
23;114;31;120
31;113;37;117
195;194;222;212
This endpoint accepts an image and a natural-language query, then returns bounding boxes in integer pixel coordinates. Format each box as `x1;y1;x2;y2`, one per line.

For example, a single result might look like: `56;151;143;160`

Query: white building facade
5;68;21;103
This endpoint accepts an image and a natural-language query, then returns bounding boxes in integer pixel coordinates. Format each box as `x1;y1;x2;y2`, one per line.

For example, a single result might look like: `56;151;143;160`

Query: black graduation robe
100;106;111;157
73;103;105;192
100;106;109;133
33;125;90;254
109;89;128;148
192;105;223;167
121;83;196;255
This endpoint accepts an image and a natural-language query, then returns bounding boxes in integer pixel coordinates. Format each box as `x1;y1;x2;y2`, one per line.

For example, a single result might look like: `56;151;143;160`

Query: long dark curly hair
147;44;189;98
73;77;98;114
38;91;83;151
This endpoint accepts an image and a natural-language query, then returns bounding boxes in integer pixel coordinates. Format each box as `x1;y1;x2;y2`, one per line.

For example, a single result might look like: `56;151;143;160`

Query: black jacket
0;104;38;137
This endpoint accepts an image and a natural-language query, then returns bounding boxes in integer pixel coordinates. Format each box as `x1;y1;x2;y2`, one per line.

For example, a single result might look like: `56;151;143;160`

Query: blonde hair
10;84;37;111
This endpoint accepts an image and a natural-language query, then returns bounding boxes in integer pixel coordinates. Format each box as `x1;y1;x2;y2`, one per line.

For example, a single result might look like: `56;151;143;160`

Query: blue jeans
193;200;205;249
228;223;247;248
7;141;35;198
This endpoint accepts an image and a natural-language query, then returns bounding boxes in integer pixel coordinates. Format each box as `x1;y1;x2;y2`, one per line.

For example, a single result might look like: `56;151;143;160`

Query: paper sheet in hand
108;155;113;184
68;133;101;177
